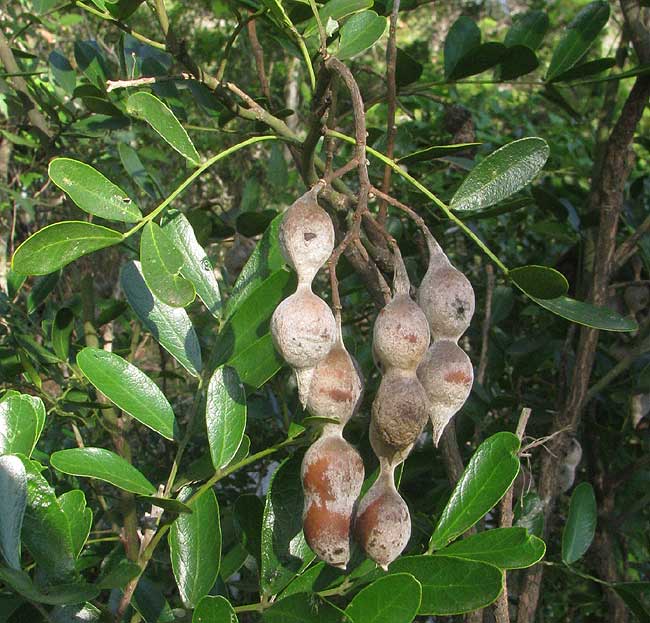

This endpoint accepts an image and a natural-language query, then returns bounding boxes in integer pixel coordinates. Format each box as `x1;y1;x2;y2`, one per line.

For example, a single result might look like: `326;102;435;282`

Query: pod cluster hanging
271;185;476;571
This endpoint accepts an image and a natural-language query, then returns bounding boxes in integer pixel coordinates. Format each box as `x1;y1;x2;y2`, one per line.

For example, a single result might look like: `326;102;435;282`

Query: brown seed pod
373;249;430;371
302;428;365;569
417;340;473;445
271;286;337;404
417;232;475;341
371;368;429;454
307;332;364;426
279;185;335;285
354;468;410;570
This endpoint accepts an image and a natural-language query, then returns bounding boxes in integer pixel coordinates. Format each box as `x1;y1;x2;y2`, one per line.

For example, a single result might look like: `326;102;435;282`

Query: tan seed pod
373;249;430;371
354;468;410;570
279;186;335;285
417;232;475;341
307;332;364;426
302;428;365;569
271;286;337;404
417;340;473;445
371;368;429;454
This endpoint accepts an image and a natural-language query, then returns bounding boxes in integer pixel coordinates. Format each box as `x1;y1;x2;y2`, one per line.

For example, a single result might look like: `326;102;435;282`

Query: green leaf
546;1;610;81
611;583;650;622
77;347;178;441
118;142;162;200
448;42;507;81
126;92;200;165
51;603;102;623
261;456;315;596
132;575;176;623
396;48;423;87
430;432;520;551
444;16;481;80
121;261;203;376
510;265;569;299
48;51;76;95
562;482;597;564
441;527;545;569
73;41;108;90
169;488;221;609
48;158;142;223
450;138;549;212
193;595;238;623
52;307;74;361
0;455;27;570
140;222;196;308
302;0;373;37
234;493;264;568
0;395;39;457
138;495;193;515
529;295;638;332
206;366;247;471
550;57;616;83
504;10;549;50
162;213;222;318
50;448;156;496
58;490;92;558
345;574;422;623
336;11;387;60
398;143;482;165
27;271;60;315
97;559;142;589
18;456;77;583
105;0;146;19
12;222;123;276
0;567;98;605
498;45;540;80
263;593;351;622
390;556;503;615
228;333;285;389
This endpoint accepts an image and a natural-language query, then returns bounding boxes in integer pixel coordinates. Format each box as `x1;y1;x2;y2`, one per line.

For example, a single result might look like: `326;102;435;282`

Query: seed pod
417;232;474;341
373;249;430;371
354;466;410;570
279;186;335;285
307;329;364;426
371;368;429;454
302;427;365;569
271;285;337;404
417;340;473;445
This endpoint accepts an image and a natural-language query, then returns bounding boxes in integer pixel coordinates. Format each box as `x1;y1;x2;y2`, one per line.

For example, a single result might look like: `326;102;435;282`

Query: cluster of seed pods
271;186;475;571
417;231;475;446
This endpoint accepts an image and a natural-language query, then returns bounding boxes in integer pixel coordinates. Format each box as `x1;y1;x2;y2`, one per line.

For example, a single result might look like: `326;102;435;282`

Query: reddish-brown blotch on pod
416;230;475;445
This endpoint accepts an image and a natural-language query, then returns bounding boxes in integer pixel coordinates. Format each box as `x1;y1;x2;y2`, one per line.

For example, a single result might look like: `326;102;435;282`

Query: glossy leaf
0;455;27;570
430;432;520;551
261;456;315;596
390;555;503;615
206;366;247;470
550;57;616;83
127;91;200;165
450;138;549;212
52;307;74;361
12;222;123;276
399;143;482;164
118;142;162;200
97;559;142;589
51;448;156;495
302;0;373;37
441;527;545;569
504;10;549;50
263;593;351;622
194;595;238;623
18;456;77;583
345;573;422;623
510;265;569;299
396;48;423;87
444;16;481;80
58;490;92;558
228;333;285;388
169;488;221;608
498;45;540;80
0;567;98;605
449;42;507;81
51;604;102;622
530;295;638;332
77;347;178;440
546;1;610;81
336;11;387;60
48;50;76;95
139;495;193;515
140;222;196;308
562;482;597;564
0;394;39;457
121;261;203;376
132;575;176;623
48;158;142;223
73;41;108;90
163;213;222;318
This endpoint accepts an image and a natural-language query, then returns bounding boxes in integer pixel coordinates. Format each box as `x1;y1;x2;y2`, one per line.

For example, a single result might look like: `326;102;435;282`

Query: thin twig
106;73;192;92
477;264;495;385
247;16;271;102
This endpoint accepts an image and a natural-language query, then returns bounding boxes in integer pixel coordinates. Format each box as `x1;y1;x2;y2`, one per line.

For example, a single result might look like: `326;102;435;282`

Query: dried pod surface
354;470;411;570
373;294;430;371
307;339;364;426
302;430;365;569
371;369;429;453
271;287;336;371
279;187;334;285
418;340;473;410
